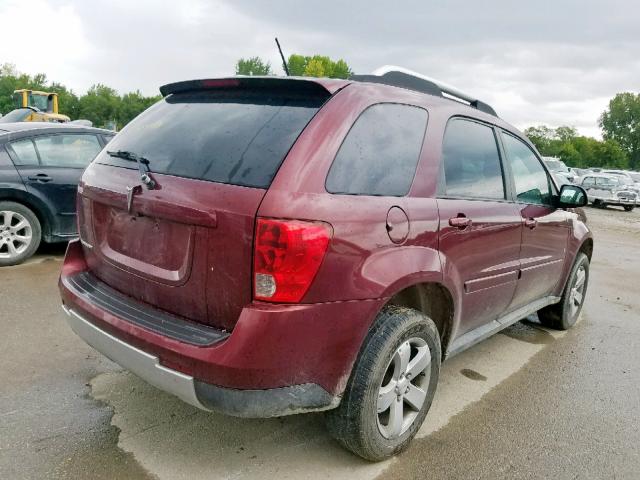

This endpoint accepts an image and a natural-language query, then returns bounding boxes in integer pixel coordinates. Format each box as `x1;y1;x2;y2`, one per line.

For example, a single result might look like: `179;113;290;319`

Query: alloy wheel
569;264;586;318
376;337;431;439
0;210;33;261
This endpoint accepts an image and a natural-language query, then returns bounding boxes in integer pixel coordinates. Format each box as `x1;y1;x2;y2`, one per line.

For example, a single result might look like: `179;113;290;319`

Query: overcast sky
1;0;638;137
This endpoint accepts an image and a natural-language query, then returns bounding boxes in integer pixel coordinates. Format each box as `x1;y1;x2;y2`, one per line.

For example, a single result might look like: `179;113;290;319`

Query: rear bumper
63;305;338;417
60;240;382;417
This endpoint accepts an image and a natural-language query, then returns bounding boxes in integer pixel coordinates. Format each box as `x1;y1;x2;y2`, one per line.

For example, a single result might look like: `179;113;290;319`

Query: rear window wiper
107;150;157;189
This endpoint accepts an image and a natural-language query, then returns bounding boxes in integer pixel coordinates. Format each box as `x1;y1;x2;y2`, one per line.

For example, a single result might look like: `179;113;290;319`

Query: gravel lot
1;206;638;479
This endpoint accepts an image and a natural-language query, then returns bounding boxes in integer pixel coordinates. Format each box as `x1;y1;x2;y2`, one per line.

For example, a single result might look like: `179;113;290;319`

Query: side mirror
557;184;588;208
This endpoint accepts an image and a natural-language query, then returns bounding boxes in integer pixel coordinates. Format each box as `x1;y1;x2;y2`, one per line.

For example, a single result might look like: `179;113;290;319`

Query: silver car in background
579;173;637;211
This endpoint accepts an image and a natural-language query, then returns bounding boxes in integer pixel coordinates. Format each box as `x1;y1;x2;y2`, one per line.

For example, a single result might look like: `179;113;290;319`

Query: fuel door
386;206;410;244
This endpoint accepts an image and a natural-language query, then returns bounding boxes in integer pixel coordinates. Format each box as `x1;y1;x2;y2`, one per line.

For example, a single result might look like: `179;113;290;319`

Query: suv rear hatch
77;78;333;331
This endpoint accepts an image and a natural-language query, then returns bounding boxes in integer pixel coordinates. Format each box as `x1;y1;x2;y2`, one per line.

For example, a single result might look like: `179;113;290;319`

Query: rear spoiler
159;77;350;97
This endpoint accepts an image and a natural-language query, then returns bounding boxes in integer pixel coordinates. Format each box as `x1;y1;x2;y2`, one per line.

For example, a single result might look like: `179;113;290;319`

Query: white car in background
579;173;637;211
602;170;640;195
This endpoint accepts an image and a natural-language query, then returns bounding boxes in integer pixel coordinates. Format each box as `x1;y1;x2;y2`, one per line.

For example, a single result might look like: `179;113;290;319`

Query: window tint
441;119;505;199
100;89;326;188
34;134;102;168
582;177;595;188
502;133;552;205
326;104;427;196
8;138;39;165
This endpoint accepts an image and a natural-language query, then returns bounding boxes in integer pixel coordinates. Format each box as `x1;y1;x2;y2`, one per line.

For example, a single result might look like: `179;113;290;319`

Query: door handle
28;174;53;183
524;218;537;229
449;215;472;229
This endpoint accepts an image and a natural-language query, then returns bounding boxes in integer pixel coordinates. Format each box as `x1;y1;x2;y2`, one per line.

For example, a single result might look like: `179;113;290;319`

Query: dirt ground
1;205;638;479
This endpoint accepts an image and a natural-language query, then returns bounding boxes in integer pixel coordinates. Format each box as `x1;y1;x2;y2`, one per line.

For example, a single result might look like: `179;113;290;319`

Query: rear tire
623;205;634;212
538;252;589;330
0;201;41;266
325;305;441;461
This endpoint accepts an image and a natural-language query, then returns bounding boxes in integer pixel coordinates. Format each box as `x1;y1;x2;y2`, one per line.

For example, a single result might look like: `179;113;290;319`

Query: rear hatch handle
82;184;218;228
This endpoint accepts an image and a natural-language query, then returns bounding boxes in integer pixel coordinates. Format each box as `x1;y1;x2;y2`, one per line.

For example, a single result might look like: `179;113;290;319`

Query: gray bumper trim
63;306;339;417
64;305;207;409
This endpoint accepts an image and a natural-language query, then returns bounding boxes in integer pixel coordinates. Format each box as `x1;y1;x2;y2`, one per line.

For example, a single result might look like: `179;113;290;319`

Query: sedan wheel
0;202;42;267
0;210;33;260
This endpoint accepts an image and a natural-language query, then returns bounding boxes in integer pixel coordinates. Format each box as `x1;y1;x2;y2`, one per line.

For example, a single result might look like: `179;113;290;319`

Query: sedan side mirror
557;184;588;208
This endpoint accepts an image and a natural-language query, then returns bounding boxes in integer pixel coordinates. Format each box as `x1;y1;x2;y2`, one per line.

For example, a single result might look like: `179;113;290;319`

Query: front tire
623;205;634;212
0;202;41;267
538;252;590;330
325;305;441;461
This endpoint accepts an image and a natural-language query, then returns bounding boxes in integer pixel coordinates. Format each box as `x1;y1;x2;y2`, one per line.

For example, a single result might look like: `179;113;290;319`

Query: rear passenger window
441;119;505;199
8;138;39;166
325;103;427;196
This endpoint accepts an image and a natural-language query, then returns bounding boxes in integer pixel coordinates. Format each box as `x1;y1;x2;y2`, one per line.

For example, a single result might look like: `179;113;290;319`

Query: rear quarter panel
259;84;444;304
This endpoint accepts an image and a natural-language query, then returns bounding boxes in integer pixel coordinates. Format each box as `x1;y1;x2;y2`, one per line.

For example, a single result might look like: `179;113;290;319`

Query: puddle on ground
499;320;554;345
460;369;487;381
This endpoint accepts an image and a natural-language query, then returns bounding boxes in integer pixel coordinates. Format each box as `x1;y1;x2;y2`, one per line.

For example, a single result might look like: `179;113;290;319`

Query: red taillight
253;218;332;303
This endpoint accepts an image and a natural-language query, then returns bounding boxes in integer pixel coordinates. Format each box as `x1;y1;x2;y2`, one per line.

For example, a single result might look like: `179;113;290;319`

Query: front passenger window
502;133;552;205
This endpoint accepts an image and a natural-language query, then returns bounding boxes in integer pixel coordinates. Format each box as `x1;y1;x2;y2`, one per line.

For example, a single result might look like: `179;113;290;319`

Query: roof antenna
275;37;290;76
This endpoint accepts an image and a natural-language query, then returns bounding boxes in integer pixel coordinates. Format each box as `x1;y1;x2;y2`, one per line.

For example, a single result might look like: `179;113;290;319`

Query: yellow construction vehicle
0;89;70;123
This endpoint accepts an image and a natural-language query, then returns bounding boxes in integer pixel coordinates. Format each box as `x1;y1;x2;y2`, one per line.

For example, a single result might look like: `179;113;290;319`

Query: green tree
235;57;272;76
332;59;352;79
600;92;640;169
118;90;160;127
0;63;48;114
78;84;121;128
286;54;307;76
49;82;80;119
524;125;559;156
303;58;326;77
0;65;163;130
555;126;578;143
525;124;629;169
285;54;352;79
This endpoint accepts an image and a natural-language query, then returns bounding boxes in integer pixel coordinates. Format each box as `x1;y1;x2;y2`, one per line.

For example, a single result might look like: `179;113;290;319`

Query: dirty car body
59;72;593;460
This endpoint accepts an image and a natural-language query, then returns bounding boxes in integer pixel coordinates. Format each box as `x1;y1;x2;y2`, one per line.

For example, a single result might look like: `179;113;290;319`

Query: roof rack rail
350;65;497;117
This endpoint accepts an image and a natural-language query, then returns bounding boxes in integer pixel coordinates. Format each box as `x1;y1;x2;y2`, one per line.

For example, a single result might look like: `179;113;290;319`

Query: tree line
2;58;638;170
522;93;640;171
0;64;160;130
235;54;352;78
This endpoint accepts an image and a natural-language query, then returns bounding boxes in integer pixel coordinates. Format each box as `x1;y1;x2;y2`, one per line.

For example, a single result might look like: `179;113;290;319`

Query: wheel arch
385;281;455;360
578;237;593;261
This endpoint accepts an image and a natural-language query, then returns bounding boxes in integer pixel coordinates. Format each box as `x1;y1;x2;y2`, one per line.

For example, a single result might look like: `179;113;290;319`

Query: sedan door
500;131;570;311
7;133;103;237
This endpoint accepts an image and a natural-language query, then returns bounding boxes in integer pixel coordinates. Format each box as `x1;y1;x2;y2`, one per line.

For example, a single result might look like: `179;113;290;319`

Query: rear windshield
98;89;327;188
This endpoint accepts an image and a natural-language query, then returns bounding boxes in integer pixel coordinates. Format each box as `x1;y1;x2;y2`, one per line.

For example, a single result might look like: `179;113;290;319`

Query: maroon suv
59;68;592;460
